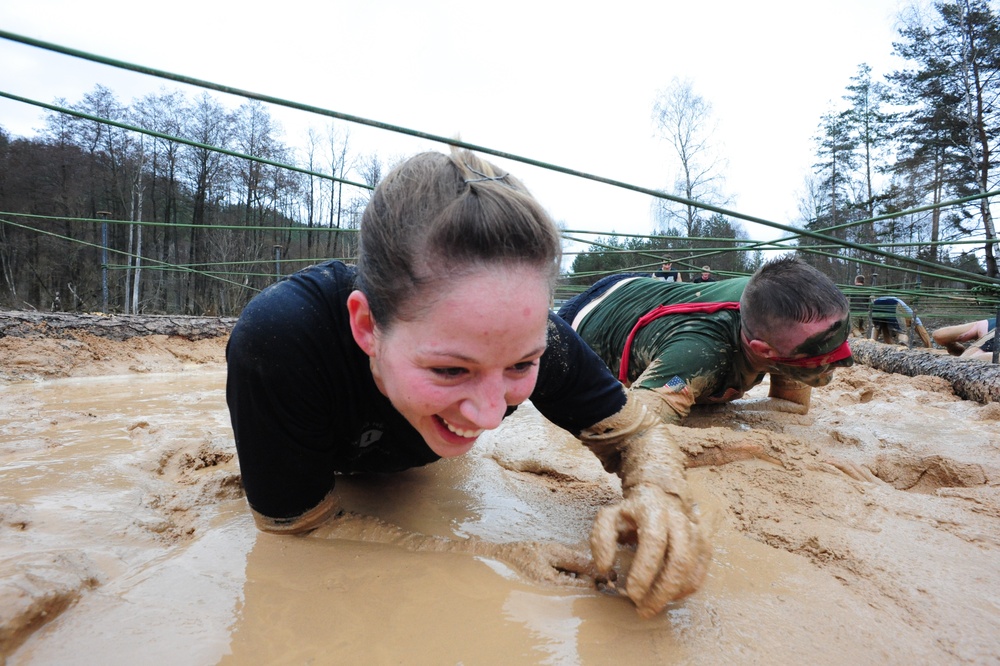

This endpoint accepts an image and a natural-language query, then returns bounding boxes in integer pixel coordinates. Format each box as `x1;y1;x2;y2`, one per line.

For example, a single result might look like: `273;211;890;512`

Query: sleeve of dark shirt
530;312;628;435
226;264;355;520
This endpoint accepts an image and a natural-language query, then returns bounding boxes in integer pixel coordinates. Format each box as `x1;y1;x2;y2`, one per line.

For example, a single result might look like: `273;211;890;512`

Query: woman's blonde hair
356;148;562;327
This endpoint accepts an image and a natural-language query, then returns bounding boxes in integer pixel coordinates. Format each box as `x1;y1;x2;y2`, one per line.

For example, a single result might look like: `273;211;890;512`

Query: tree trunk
0;310;234;341
850;339;1000;403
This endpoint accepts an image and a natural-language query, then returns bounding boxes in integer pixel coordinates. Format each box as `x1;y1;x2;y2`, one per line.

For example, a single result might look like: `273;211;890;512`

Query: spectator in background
849;275;868;337
692;265;717;283
870;296;932;347
653;259;682;283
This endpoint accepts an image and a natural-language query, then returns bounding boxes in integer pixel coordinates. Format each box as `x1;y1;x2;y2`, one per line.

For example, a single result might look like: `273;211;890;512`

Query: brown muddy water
2;359;999;664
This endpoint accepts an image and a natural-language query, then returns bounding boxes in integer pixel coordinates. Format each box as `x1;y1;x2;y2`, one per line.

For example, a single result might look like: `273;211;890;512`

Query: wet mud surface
1;333;998;664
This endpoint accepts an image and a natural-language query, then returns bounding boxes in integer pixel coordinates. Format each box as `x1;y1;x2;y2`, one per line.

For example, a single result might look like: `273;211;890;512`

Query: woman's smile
350;264;552;458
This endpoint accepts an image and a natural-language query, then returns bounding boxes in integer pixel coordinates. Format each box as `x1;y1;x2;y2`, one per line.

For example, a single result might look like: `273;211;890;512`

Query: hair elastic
463;164;510;184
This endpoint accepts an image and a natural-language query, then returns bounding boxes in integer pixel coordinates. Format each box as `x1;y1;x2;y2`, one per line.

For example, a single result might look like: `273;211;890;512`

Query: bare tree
181;92;232;313
651;78;730;236
134;88;187;311
325;122;353;258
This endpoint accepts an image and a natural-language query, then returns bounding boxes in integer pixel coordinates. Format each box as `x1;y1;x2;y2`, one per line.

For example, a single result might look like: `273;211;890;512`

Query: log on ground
849;339;1000;404
0;310;236;341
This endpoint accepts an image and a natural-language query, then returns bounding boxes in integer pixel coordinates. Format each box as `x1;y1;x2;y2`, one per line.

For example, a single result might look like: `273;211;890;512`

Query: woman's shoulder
234;260;356;339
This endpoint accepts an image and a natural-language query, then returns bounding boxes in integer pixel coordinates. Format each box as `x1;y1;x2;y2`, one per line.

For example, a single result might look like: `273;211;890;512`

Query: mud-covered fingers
626;506;681;609
590;486;693;610
617;490;670;604
624;491;710;617
633;513;711;618
589;503;630;573
729;396;808;415
495;541;594;587
757;397;809;415
820;457;879;483
774;398;810;415
545;542;600;584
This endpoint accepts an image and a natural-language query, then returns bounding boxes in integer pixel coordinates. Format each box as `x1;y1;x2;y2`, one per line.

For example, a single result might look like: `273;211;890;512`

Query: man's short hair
740;257;848;338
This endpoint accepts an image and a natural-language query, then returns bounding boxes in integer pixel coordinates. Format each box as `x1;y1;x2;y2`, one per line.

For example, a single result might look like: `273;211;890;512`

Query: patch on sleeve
664;375;687;392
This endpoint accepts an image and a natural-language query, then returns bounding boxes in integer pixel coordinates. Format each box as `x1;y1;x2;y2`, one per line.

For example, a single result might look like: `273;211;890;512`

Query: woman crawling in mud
226;148;710;618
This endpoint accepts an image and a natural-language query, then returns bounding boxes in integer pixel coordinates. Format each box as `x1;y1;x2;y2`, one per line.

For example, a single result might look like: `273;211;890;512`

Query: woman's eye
510;361;537;374
431;367;467;378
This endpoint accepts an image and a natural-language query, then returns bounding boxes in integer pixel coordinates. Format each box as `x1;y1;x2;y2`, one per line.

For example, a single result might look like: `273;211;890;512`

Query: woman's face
348;265;551;458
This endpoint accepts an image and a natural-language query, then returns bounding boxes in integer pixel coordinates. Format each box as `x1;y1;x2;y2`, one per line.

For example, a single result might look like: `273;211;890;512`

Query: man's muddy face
766;314;853;387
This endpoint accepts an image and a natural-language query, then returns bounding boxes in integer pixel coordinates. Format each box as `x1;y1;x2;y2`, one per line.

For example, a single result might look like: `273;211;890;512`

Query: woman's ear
347;290;376;356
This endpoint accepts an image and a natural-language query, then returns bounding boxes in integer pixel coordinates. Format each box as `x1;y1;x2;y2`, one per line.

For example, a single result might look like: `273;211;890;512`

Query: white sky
0;0;909;256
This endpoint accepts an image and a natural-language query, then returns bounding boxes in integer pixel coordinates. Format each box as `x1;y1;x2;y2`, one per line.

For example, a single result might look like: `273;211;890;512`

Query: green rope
0;216;255;292
2;29;997;285
0;211;361;233
0;91;372;192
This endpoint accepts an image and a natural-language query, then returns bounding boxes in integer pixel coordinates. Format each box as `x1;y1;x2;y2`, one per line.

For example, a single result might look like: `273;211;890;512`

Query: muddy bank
0;311;230;382
1;317;998;664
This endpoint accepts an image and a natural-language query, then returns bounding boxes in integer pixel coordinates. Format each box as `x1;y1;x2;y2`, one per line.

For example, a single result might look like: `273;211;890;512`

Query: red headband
767;339;853;368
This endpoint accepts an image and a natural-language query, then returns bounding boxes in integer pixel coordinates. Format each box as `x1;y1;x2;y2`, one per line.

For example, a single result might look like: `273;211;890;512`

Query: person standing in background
653;259;682;283
692;266;717;283
870;296;932;347
849;274;868;337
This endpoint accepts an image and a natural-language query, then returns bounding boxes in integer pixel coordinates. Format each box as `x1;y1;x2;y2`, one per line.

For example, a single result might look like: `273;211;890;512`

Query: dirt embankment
0;310;232;382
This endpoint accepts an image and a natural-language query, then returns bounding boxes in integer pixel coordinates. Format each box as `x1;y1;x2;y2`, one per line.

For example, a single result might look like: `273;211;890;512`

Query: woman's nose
459;374;508;430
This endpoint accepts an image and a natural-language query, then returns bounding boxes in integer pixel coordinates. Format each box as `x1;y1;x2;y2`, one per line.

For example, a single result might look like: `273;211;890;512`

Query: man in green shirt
558;256;853;426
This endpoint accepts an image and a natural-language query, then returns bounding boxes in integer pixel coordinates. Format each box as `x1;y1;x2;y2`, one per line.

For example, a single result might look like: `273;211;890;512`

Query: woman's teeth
441;417;483;439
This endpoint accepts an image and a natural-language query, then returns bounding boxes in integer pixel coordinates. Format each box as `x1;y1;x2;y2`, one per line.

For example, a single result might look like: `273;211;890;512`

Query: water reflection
503;591;583;665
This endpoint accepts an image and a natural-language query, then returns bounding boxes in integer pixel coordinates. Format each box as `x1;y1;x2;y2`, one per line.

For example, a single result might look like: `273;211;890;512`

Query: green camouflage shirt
574;276;764;403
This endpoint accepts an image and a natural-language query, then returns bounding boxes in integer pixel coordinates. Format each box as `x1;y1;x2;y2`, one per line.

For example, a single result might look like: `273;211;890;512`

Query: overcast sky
0;0;910;254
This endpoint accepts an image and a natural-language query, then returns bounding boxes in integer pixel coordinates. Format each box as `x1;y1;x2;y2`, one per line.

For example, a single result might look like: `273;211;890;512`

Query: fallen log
0;310;236;341
849;339;1000;404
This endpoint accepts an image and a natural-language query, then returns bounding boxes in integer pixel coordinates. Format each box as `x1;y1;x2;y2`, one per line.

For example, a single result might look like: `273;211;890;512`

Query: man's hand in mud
728;396;810;415
817;457;879;483
764;375;813;414
589;483;710;618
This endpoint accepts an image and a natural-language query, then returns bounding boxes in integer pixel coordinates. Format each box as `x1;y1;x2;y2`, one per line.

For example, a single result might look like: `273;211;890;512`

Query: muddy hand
486;540;597;586
730;396;810;415
590;483;710;618
577;390;712;616
819;457;879;483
